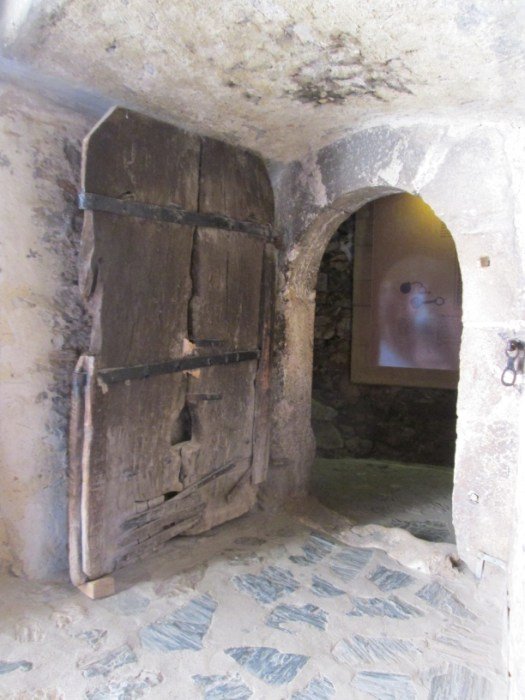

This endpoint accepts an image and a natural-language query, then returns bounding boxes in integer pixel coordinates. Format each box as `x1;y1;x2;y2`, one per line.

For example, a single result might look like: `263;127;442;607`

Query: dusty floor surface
311;458;455;544
0;495;506;699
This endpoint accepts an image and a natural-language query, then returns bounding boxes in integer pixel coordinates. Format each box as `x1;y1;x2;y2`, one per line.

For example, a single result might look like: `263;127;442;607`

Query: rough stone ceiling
1;0;524;161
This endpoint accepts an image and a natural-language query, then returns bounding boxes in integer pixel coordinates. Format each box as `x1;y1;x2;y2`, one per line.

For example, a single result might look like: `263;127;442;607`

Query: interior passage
311;196;460;543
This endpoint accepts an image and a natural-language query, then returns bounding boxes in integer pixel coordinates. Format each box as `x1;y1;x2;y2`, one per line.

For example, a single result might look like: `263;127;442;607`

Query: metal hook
501;339;524;386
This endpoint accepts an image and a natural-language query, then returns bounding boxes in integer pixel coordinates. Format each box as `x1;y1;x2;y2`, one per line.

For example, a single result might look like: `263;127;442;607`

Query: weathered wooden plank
115;513;204;567
81;371;191;579
78;576;115;600
88;213;195;368
251;243;277;484
68;355;93;587
118;498;205;549
182;458;255;535
181;139;275;532
199;137;274;224
83;107;199;207
121;491;203;532
78;108;200;581
188;229;264;349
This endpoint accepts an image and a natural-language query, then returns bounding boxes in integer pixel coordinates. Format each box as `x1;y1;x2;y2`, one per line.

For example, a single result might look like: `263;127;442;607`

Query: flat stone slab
232;565;299;604
0;659;32;675
86;670;163;699
290;531;335;566
292;675;335;699
266;603;328;633
368;565;415;592
416;582;476;620
352;671;416;700
226;646;308;686
311;399;338;422
390;519;453;544
333;635;418;665
329;546;374;581
347;595;423;620
80;644;137;678
76;629;108;650
429;663;492;699
311;575;345;598
193;673;253;699
139;594;217;652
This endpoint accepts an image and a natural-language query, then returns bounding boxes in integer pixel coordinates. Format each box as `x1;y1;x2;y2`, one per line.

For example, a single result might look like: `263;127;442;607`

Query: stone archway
309;195;461;543
267;123;524;574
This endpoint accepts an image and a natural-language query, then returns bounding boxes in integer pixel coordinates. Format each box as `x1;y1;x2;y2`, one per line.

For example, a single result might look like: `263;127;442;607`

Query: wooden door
69;108;275;589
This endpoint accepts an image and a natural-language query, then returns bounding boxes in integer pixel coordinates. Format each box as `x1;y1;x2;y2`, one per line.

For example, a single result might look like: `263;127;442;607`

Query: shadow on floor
311;457;455;544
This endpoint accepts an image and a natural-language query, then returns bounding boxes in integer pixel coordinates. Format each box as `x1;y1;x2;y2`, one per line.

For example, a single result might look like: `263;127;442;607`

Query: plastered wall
0;84;90;580
267;119;525;575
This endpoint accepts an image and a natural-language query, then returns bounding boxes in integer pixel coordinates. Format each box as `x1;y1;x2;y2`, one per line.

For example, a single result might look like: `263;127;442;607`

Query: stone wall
312;215;458;466
0;83;92;580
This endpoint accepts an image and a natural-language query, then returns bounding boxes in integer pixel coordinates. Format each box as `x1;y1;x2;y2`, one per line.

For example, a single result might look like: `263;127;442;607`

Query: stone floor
0;493;506;699
311;458;455;544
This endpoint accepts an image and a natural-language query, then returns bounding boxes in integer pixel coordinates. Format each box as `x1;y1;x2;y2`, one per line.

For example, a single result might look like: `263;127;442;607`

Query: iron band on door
78;191;275;241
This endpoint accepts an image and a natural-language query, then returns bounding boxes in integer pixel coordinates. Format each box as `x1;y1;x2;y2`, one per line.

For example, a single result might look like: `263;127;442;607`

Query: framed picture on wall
351;194;462;390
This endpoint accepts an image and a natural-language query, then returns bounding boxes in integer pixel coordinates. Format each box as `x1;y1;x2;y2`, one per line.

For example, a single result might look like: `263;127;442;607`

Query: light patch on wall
375;140;405;186
0;0;51;43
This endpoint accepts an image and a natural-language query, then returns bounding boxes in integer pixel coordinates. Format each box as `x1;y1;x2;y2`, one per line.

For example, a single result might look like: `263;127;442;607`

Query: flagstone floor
0;489;506;699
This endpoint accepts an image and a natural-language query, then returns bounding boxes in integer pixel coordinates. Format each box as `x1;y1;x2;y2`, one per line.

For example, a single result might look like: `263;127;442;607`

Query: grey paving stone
429;663;492;699
416;582;476;620
352;671;416;700
333;635;418;665
232;566;299;604
0;659;32;675
85;670;163;699
311;575;345;598
347;595;423;619
289;531;335;566
390;519;452;543
139;594;217;652
368;565;415;592
193;673;253;699
329;546;373;582
292;675;335;699
266;603;327;633
226;646;309;686
81;644;137;678
76;629;108;650
435;624;493;663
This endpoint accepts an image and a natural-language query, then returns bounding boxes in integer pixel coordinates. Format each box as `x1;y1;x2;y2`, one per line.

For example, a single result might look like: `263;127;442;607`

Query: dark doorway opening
310;195;461;543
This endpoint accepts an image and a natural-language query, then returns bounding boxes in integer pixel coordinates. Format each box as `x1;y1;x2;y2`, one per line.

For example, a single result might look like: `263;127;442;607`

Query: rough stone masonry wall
0;84;91;580
312;215;458;466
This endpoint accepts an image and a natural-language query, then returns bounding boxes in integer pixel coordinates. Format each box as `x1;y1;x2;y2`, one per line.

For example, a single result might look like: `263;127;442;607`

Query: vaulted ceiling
1;0;524;160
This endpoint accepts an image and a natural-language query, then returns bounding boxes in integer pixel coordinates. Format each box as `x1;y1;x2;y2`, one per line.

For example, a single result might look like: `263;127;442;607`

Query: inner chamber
311;193;462;544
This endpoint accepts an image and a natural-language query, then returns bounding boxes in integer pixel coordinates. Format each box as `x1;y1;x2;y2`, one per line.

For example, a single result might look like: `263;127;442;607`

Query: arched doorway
310;193;461;543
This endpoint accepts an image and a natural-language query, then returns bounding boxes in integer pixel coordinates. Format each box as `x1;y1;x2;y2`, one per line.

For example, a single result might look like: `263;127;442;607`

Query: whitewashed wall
0;84;91;580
